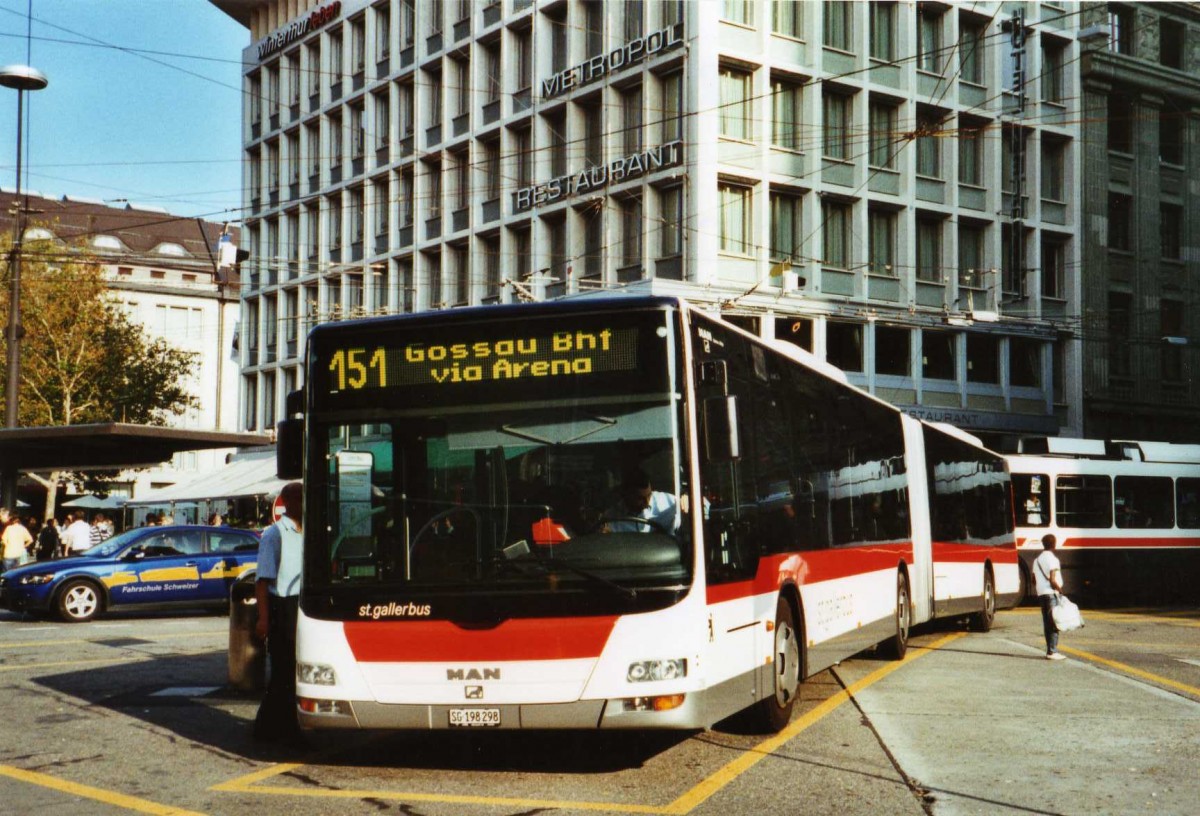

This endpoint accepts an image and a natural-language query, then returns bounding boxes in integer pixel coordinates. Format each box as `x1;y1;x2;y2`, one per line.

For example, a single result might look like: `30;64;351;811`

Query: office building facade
217;0;1096;447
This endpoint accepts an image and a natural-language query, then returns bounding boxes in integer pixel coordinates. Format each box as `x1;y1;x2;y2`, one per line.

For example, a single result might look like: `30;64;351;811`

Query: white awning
127;451;288;506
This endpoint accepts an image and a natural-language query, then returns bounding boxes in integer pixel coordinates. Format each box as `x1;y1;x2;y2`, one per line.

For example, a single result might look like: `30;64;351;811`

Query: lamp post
1;64;48;510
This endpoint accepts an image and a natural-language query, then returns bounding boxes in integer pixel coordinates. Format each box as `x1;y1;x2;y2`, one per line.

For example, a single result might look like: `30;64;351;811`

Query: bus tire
751;595;801;733
969;567;996;632
880;570;911;660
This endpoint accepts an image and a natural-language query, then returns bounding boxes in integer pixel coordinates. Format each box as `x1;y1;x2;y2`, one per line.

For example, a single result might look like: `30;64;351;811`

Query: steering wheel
409;506;481;555
588;515;669;535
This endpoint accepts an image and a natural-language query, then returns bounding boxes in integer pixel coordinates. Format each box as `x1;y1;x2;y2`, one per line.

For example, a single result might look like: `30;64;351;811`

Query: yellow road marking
213;632;966;814
1059;646;1200;699
0;764;206;816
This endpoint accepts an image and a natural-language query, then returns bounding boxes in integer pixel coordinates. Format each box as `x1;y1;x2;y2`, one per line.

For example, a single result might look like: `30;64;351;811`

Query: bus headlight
627;658;687;682
297;662;337;685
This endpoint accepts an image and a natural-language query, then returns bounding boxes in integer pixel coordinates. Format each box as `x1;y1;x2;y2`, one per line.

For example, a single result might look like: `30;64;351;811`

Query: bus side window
1177;478;1200;529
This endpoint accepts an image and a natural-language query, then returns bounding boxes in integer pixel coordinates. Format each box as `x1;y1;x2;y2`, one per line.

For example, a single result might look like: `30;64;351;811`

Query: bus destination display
325;326;640;394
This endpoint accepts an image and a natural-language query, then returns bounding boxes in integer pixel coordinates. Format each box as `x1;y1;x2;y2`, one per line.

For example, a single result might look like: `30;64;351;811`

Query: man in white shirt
1033;534;1066;660
64;513;94;555
253;482;305;743
604;468;679;534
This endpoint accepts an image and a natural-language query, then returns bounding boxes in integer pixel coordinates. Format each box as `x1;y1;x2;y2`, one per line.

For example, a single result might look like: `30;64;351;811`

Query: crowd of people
0;508;117;567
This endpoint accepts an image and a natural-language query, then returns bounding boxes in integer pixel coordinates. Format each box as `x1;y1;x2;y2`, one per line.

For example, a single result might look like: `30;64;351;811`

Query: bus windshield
304;305;691;614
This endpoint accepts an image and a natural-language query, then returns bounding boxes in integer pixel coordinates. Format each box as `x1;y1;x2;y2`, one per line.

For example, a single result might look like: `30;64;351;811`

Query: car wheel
57;579;102;623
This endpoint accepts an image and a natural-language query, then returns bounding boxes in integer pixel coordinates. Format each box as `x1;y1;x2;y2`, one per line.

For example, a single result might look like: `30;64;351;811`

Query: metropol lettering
541;23;684;100
512;140;683;212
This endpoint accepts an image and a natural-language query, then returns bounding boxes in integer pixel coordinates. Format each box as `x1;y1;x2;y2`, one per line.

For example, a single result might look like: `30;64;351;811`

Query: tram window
1055;475;1112;529
1013;473;1050;527
1177;479;1200;529
1115;476;1174;529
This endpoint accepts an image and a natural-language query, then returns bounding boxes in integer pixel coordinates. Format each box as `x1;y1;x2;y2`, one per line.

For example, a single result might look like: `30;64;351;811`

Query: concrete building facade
217;0;1100;448
1077;1;1200;443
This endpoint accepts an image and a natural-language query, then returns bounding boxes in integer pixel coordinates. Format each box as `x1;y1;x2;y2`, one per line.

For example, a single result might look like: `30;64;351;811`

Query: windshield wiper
500;543;638;600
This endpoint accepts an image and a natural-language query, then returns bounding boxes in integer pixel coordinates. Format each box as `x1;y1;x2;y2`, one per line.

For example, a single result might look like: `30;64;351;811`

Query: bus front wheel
752;595;801;733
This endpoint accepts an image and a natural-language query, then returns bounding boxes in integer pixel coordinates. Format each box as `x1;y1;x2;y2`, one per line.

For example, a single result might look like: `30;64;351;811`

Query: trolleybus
1008;437;1200;601
277;296;1019;733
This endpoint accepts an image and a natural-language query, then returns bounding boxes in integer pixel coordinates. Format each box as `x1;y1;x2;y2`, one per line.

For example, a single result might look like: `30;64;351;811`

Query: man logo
446;668;501;681
465;686;484;699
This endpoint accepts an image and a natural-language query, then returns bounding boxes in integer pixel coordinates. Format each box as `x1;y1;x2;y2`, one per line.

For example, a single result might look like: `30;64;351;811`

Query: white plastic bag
1052;594;1084;632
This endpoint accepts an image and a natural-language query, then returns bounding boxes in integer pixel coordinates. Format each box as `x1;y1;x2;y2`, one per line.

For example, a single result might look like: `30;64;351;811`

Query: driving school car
0;525;259;622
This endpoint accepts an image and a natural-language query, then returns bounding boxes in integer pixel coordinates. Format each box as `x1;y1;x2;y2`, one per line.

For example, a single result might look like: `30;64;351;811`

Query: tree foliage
0;238;199;427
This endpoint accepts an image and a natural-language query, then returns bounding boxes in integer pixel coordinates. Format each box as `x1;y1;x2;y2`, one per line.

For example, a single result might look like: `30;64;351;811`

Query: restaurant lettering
513;140;683;213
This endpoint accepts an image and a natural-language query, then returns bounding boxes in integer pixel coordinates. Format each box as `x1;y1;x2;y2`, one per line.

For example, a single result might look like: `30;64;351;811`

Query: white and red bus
277;296;1018;733
1007;437;1200;601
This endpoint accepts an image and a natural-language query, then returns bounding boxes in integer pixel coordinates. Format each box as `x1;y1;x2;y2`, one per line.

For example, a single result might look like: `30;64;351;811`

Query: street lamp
1;64;48;510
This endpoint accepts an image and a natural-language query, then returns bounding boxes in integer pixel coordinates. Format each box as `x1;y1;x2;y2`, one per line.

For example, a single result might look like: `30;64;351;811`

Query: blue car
0;525;260;623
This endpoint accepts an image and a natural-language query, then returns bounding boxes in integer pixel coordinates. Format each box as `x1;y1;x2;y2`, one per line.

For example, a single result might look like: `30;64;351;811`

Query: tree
0;237;200;517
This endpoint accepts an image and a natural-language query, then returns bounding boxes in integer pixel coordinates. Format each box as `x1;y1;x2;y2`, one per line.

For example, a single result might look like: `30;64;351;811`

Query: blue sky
0;1;248;219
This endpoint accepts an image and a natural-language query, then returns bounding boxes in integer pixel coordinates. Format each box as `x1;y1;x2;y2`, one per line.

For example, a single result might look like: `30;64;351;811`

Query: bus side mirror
703;396;740;462
276;418;303;479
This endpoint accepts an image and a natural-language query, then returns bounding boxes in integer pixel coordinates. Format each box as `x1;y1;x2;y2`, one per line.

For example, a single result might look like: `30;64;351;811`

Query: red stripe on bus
706;543;914;604
342;616;619;662
1062;536;1200;549
931;541;1019;564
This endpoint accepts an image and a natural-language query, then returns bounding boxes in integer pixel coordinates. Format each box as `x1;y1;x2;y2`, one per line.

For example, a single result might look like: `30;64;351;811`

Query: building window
823;90;852;160
1160;19;1185;69
375;177;390;237
585;0;604;58
922;329;956;380
327;194;343;249
329;29;344;85
959;18;984;84
958;120;984;186
550;11;569;73
868;101;897;168
485;43;501;103
660;71;682;144
916;216;942;282
1161;299;1184;380
826;322;863;372
1161;204;1182;260
1108;290;1132;377
868;208;895;277
917;3;943;73
719;66;753;141
916;107;941;177
1107;193;1132;252
1009;337;1041;388
869;2;896;61
1041;238;1065;299
1107;92;1133;153
770;192;802;263
1041;137;1065;201
516;28;532;91
484;139;500;201
875;326;910;376
966;334;999;384
514;127;532;188
1160;104;1184;164
1108;4;1133;55
350;187;365;243
771;79;802;151
622;84;643;154
375;4;391;59
823;1;852;51
722;0;753;27
822;200;851;269
624;0;643;41
659;186;683;258
1041;38;1065;103
719;183;752;255
621;196;643;271
958;224;984;288
773;0;802;38
483;237;501;300
548;113;567;177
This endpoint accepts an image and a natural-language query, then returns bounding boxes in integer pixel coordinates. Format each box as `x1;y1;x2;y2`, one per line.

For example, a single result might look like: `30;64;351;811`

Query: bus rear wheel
969;568;996;632
751;595;801;733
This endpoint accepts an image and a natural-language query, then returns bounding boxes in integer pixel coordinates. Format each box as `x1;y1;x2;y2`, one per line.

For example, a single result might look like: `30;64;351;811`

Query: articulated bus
1007;437;1200;601
277;296;1019;733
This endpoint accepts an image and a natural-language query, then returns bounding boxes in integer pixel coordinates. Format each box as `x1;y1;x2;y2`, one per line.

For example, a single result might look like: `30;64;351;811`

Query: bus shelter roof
0;423;272;472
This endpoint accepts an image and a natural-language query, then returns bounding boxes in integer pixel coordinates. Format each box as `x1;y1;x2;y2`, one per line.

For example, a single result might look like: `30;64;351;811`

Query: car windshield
85;528;144;558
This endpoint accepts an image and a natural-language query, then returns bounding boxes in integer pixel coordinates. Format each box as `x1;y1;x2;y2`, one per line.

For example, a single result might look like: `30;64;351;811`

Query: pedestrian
144;512;158;527
36;517;60;561
1034;533;1067;660
63;512;93;556
253;482;305;743
206;511;224;526
1;512;33;571
89;513;106;547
